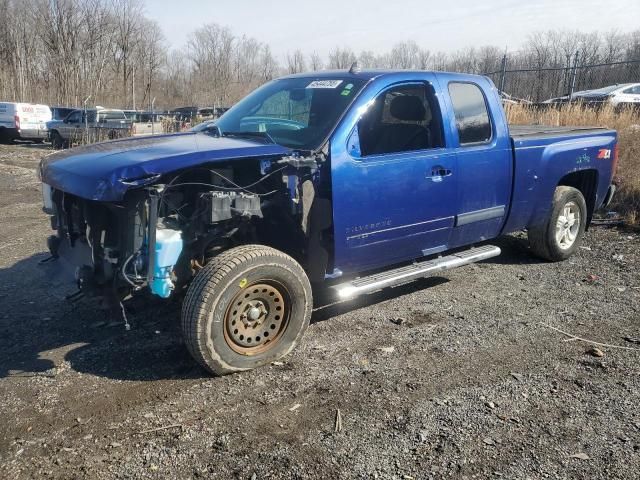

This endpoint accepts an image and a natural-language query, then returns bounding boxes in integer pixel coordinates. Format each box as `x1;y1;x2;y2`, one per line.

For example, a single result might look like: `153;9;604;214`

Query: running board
332;245;501;299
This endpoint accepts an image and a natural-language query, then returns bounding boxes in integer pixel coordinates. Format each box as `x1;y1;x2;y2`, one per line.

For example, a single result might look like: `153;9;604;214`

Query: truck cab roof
280;69;489;83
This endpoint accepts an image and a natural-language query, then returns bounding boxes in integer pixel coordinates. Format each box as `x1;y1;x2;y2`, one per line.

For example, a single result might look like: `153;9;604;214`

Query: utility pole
132;66;136;110
568;51;579;101
564;53;572;94
83;95;91;144
151;97;156;135
499;54;508;95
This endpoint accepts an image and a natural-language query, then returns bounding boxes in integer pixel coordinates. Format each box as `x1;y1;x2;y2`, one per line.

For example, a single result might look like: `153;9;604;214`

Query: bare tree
389;40;421;69
111;0;144;107
0;6;639;110
286;50;306;74
309;51;323;71
328;47;356;69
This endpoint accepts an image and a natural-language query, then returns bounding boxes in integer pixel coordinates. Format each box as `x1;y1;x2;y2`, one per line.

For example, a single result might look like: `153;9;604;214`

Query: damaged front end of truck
39;133;332;312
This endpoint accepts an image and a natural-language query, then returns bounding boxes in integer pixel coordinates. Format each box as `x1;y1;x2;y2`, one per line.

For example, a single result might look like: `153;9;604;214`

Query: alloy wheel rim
555;201;580;250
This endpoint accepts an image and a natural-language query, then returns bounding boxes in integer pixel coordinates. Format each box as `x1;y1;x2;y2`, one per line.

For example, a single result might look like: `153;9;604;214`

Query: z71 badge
597;149;611;159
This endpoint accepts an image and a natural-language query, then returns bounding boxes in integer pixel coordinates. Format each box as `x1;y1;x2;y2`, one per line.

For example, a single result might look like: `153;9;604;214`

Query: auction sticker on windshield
307;80;343;89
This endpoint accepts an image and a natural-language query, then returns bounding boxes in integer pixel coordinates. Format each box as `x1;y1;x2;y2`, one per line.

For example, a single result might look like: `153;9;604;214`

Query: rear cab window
448;82;492;145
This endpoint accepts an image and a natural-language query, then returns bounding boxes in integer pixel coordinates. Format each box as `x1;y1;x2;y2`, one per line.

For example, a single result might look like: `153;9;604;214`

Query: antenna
349;61;361;74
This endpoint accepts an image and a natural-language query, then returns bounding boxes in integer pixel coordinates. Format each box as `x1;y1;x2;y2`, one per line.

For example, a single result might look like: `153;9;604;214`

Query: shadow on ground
0;235;536;382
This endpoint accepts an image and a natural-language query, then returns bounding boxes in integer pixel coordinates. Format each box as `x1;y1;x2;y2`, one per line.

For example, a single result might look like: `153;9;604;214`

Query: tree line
1;0;639;109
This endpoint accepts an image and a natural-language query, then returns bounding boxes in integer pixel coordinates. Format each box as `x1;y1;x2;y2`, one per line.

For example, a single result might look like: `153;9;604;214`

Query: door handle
429;166;452;182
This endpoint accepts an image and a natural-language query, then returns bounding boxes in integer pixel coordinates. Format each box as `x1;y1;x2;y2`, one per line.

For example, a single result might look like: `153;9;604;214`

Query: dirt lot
0;143;639;479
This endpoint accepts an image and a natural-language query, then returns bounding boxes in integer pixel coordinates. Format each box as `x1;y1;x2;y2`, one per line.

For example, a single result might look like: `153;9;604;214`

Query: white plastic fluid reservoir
150;228;183;298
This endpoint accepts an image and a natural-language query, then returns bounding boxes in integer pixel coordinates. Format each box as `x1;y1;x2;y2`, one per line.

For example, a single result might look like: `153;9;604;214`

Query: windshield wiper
222;131;276;145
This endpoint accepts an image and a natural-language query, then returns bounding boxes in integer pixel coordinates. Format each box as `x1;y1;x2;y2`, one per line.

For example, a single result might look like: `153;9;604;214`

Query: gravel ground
0;143;639;480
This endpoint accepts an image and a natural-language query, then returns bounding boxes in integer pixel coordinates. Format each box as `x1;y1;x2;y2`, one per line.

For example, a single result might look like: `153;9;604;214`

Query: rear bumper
602;184;616;209
18;128;48;140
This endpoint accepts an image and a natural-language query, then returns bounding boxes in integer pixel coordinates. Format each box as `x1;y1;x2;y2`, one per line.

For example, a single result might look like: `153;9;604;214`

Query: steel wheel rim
555;200;580;250
223;281;291;355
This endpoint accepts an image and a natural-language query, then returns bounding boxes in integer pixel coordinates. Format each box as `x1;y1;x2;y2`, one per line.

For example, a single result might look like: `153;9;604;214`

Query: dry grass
505;103;640;224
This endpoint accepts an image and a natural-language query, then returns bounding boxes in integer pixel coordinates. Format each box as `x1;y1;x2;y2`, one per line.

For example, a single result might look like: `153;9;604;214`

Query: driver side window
357;83;444;157
66;111;82;124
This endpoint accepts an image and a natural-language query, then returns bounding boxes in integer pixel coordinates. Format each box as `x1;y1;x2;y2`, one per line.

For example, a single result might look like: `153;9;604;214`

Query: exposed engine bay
42;152;331;307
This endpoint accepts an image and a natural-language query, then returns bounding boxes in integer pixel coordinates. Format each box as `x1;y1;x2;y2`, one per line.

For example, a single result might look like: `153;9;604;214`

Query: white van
0;102;52;143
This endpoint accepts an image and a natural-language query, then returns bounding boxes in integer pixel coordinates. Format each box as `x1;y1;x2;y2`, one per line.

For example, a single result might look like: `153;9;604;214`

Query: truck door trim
346;215;454;241
456;205;506;226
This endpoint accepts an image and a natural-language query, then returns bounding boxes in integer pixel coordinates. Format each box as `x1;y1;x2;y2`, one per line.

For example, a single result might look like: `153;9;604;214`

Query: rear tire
181;245;312;375
528;186;587;261
50;131;64;149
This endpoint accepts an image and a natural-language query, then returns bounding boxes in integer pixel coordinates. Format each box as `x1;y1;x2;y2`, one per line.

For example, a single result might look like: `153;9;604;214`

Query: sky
147;0;640;60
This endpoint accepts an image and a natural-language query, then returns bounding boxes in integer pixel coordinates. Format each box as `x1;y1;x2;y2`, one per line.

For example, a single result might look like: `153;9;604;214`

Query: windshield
214;77;366;150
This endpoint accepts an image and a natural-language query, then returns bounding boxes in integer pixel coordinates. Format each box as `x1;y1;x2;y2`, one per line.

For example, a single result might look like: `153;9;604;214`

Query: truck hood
40;132;292;201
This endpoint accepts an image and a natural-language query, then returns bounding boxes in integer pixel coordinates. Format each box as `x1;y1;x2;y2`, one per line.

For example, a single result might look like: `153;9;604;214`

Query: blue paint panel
503;132;617;233
438;74;513;248
40;133;292;201
330;72;460;273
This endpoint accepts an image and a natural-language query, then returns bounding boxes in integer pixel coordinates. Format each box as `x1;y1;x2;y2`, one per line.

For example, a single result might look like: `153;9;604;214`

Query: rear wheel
181;245;312;375
528;186;587;261
50;131;65;149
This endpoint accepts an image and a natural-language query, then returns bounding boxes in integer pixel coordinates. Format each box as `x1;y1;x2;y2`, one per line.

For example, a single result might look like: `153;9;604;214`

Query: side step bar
332;245;501;299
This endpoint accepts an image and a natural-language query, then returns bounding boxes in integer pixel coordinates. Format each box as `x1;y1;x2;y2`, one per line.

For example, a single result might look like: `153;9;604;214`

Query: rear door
16;104;40;133
330;77;458;273
441;78;513;248
34;105;51;134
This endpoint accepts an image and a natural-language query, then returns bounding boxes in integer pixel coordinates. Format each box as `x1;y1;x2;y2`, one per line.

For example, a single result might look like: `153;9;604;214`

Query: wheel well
558;169;598;228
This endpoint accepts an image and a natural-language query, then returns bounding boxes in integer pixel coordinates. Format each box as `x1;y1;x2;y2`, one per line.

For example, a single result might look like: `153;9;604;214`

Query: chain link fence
484;56;640;103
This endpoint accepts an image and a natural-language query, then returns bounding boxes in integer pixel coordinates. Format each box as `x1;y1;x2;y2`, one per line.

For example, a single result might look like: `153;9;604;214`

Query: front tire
528;186;587;261
181;245;312;375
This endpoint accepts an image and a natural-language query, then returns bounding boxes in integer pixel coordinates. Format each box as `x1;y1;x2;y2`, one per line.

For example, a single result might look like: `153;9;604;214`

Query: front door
62;110;83;142
330;80;458;274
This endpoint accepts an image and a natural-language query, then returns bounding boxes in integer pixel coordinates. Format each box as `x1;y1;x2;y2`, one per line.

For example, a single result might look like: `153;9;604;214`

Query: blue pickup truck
39;68;618;375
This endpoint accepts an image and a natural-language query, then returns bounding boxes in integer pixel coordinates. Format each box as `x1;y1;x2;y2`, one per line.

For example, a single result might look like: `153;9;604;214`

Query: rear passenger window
448;82;492;145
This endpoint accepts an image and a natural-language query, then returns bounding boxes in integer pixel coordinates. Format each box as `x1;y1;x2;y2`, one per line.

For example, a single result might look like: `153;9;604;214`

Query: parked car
170;106;198;122
39;69;617;375
51;106;76;121
544;83;640;106
47;108;131;148
131;112;165;136
0;102;51;143
573;83;640;106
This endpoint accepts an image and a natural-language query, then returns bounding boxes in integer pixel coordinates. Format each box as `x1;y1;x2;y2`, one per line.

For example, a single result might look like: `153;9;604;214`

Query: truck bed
509;124;608;140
